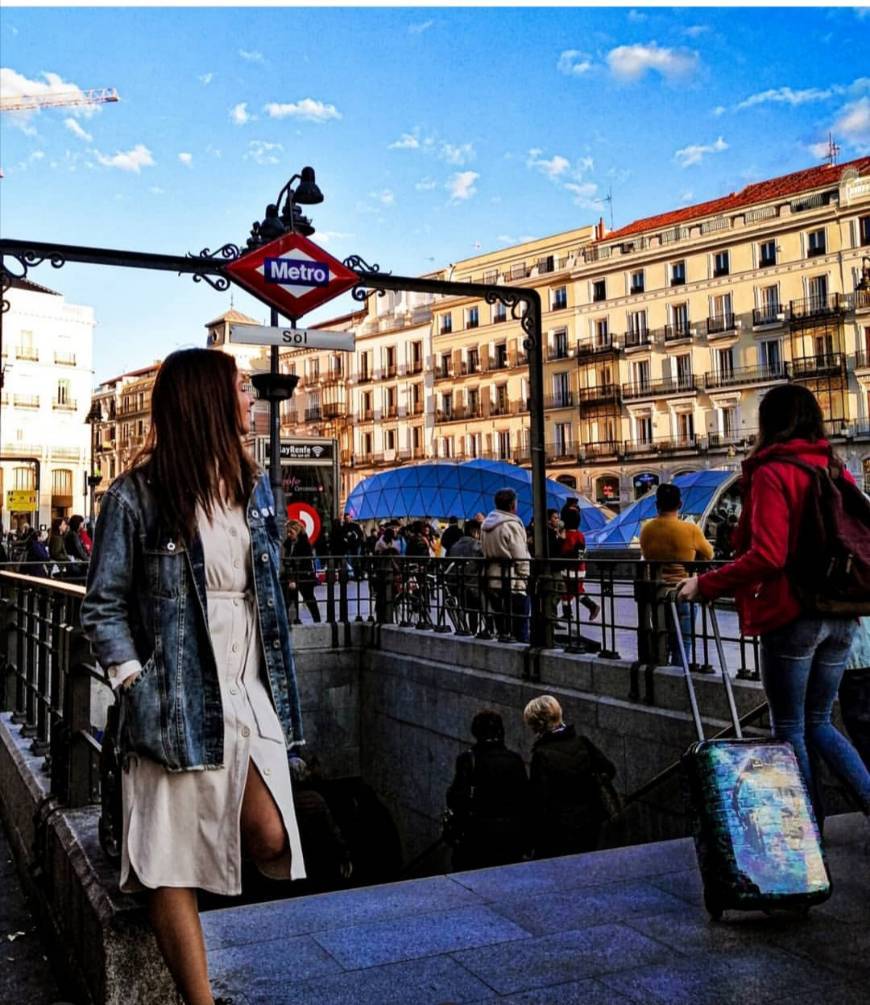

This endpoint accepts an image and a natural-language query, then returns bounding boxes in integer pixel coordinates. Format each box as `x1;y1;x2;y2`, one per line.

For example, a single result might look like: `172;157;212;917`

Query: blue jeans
667;601;695;665
761;617;870;816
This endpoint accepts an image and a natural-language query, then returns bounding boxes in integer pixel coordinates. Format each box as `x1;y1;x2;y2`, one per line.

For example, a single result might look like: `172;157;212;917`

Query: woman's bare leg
148;887;213;1005
240;760;290;867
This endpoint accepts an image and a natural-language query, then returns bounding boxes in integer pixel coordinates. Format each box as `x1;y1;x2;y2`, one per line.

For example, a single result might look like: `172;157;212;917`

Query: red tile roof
600;156;870;243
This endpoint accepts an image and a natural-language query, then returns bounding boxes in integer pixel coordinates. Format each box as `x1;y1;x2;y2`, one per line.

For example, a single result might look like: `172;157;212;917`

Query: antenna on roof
603;186;614;231
824;132;841;167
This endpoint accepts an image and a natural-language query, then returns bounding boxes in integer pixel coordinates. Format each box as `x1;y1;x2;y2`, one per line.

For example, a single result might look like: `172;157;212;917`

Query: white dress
120;502;305;894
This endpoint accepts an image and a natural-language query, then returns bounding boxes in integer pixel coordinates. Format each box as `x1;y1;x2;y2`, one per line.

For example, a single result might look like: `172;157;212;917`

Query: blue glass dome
345;458;609;531
586;469;738;549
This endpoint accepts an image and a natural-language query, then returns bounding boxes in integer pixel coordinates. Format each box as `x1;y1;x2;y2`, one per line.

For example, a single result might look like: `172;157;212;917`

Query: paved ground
0;821;65;1005
202;813;868;1005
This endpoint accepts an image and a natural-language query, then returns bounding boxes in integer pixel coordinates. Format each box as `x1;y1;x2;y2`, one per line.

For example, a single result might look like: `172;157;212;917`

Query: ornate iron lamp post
84;400;103;526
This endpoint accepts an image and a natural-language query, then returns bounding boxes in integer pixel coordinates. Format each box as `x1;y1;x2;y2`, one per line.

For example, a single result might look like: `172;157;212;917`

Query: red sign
225;231;359;320
286;501;322;544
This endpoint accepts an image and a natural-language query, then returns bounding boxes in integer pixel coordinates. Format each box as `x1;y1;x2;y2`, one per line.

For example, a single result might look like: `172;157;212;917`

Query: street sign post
229;323;355;351
224;231;359;319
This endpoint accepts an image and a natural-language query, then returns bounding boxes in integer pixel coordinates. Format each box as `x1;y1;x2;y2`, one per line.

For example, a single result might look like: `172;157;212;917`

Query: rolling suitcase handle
668;594;742;742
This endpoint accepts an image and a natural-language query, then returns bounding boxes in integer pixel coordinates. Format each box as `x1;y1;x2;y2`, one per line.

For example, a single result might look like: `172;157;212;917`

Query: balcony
412;400;425;415
322;403;343;419
576;334;618;357
622;376;699;401
409;361;424;375
436;365;453;381
385;405;398;418
439;323;453;335
854;290;870;312
360;409;374;422
460;361;480;376
466;319;479;330
15;348;39;361
545;393;575;410
704;363;788;391
578;384;621;407
855;350;870;370
663;324;692;343
581;440;620;460
304;407;322;422
623;435;699;457
551;297;568;312
492;312;508;324
356;373;373;385
13;394;41;409
706;313;737;336
545;442;575;463
752;305;784;326
789;352;845;379
548;344;571;361
513;446;532;464
488;400;515;417
789;293;848;321
322;369;343;385
623;330;651;350
385;365;398;380
629;284;644;296
487;356;509;371
54;351;77;366
53;398;78;411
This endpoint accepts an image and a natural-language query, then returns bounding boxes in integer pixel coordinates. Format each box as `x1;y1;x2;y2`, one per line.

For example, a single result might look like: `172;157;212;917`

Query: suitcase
671;599;832;920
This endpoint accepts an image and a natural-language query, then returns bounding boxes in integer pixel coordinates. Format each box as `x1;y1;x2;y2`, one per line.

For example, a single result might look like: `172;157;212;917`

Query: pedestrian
445;520;485;634
446;710;530;870
640;483;713;665
839;618;870;771
284;520;321;623
48;517;70;572
559;496;580;526
338;513;364;579
80;348;306;1005
64;514;90;579
26;527;51;578
480;488;531;643
545;508;563;562
560;507;600;623
440;516;463;556
288;756;352;890
524;695;616;858
678;384;870;822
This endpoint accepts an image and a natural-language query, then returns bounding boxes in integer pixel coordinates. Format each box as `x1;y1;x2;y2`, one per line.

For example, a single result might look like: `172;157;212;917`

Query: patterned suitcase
672;600;832;920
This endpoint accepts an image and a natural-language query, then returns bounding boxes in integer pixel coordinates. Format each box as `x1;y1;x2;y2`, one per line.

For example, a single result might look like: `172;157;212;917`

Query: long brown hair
749;384;827;457
132;348;259;541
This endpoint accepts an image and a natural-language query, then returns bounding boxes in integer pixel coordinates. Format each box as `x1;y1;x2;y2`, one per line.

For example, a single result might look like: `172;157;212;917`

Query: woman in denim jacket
81;349;305;1005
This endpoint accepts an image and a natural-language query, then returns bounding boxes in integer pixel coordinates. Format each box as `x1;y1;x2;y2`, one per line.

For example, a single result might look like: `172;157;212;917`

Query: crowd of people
1;514;92;580
445;698;617;871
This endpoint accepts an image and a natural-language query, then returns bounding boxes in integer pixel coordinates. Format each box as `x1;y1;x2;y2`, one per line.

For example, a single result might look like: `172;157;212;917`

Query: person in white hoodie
480;488;532;643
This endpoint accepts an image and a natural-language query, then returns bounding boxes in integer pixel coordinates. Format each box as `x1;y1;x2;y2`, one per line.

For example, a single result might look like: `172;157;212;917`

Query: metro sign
225;231;359;320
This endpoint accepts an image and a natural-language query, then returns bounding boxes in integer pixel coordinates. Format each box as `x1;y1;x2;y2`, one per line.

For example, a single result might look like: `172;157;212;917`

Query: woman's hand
677;576;701;602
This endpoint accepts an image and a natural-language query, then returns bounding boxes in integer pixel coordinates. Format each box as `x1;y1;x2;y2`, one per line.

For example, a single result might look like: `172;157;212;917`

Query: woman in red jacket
678;385;870;819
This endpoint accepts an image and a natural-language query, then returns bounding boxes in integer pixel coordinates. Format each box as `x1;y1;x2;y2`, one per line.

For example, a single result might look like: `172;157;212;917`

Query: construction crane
0;87;119;113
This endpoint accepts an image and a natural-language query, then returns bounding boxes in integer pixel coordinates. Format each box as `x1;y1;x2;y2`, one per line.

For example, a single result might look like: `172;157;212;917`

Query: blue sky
2;5;869;382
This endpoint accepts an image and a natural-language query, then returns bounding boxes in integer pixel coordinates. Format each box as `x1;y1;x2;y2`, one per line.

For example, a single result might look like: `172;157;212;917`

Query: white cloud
149;186;165;195
373;189;395;206
807;140;832;159
64;117;92;142
679;189;694;203
712;105;727;117
579;155;595;172
834;96;870;150
415;177;438;191
93;143;154;173
527;149;571;180
239;49;264;63
264;98;341;123
389;132;420;150
627;9;647;22
439;141;475;165
737;86;837;110
315;230;354;245
408;19;434;35
563;181;602;209
178;152;193;167
674;135;728;168
447;171;479;202
683;25;710;38
557;50;593;77
607;42;699;81
198;72;214;85
245;140;283;166
230;102;252;126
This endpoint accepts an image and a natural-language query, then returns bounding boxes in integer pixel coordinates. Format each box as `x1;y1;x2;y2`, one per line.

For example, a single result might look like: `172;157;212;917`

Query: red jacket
698;438;848;636
560;529;587;597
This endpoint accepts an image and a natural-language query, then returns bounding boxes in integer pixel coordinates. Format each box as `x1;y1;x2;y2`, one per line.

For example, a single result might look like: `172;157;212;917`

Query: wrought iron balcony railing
706;313;736;335
621;376;699;401
577;384;621;406
704;363;788;390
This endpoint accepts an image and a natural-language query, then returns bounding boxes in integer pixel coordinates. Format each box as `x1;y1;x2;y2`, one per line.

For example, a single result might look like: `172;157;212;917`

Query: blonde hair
523;694;563;734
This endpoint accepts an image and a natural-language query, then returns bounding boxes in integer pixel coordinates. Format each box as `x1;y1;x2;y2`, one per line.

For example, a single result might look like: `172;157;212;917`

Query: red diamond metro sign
224;231;359;320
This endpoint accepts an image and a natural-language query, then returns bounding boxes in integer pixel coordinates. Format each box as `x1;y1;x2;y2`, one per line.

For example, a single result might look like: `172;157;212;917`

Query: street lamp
244;166;324;539
84;400;103;525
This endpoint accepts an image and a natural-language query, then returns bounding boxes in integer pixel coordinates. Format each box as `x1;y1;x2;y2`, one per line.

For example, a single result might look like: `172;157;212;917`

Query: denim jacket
80;466;303;772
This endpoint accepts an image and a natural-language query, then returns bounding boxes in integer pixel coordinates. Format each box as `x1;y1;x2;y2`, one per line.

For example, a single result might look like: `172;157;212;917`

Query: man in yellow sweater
640;483;714;665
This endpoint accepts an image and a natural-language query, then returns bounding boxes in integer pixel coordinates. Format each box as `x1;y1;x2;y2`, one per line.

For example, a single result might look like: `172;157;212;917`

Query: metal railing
621;376;699;400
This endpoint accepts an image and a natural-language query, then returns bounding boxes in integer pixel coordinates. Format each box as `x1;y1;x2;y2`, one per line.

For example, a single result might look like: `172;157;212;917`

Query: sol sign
225;232;359;319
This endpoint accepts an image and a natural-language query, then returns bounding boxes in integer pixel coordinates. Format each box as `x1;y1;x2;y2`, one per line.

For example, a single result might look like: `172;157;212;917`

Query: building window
721;407;737;440
13;466;35;490
553;423;571;456
675;354;693;388
628;310;647;337
440;313;453;334
594;318;609;345
759;239;777;267
629;270;644;295
860;215;870;246
385;346;397;377
467;388;479;415
466;306;479;329
552;329;569;359
466;348;479;374
677;413;694;443
386;430;395;451
439;352;451;378
440;392;452;418
635;415;653;444
807;228;827;257
631;359;650;392
497;430;511;459
554;371;570;406
716;347;734;379
670;260;686;286
52;469;73;496
808;274;829;311
671;303;689;335
552;286;568;311
711;292;733;322
56;379;71;405
713;250;730;277
494;342;508;367
592;279;606;302
760;339;781;374
363;433;372;455
493;301;507;323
